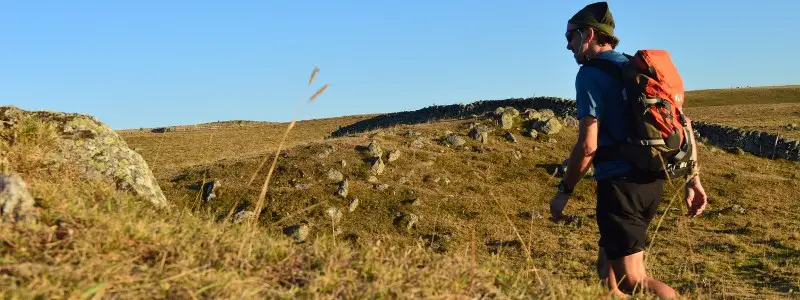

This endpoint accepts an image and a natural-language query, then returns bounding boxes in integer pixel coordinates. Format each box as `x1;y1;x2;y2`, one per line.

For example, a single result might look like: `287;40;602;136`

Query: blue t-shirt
575;50;632;180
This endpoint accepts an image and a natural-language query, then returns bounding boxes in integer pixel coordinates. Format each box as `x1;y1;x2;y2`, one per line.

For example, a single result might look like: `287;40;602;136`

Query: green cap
568;2;615;37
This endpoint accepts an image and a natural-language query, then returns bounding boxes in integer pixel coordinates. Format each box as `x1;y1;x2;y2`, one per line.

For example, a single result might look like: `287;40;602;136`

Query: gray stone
493;107;506;116
387;150;401;162
525;130;539;139
348;198;359;212
503;107;520;118
374;183;390;191
394;212;419;230
370;157;386;175
505;132;517;143
367;176;379;183
335;180;349;198
536;118;563;135
562;116;579;127
232;210;255;224
411;137;426;149
521;109;543;121
0;172;38;223
366;141;383;158
469;126;491;144
201;180;220;202
499;112;514;130
0;106;168;208
326;207;342;225
284;224;310;243
512;150;522;160
327;169;344;181
444;133;466;147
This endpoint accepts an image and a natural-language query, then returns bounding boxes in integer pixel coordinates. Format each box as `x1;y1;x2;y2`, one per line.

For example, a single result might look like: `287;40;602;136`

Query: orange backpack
584;50;695;179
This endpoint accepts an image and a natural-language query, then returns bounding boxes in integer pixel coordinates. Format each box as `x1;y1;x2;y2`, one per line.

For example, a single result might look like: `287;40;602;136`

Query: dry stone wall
329;97;800;162
691;121;800;161
329;97;577;137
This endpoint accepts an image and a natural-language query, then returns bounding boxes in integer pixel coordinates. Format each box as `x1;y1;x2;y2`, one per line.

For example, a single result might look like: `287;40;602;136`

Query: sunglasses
565;28;584;42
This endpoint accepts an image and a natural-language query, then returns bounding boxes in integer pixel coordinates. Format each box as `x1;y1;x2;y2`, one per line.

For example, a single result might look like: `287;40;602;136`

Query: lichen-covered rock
444;133;466;147
387;150;401;162
366;141;383;158
469;125;491;144
0;106;168;208
535;118;563;135
0;172;38;223
499;112;514;130
370;157;386;175
327;169;344;181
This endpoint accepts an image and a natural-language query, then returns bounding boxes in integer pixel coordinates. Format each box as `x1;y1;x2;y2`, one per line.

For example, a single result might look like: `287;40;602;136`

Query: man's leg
597;247;628;298
610;250;677;299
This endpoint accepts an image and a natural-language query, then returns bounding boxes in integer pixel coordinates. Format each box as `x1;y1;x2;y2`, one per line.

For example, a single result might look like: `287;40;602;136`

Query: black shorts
596;170;664;261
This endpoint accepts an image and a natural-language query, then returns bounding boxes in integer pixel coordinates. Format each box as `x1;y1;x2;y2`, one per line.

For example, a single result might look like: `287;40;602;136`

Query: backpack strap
581;58;623;83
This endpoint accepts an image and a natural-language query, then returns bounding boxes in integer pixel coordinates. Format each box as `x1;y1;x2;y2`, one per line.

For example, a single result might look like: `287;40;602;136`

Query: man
549;2;708;299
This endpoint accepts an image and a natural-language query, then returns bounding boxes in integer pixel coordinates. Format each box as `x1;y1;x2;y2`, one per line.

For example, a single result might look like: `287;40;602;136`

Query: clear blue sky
3;1;799;130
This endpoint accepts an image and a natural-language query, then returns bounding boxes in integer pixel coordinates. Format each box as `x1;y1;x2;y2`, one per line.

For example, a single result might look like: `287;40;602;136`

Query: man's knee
619;273;647;291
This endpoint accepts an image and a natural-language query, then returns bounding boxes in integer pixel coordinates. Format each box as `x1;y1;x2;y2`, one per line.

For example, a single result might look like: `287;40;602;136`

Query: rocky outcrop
0;106;169;208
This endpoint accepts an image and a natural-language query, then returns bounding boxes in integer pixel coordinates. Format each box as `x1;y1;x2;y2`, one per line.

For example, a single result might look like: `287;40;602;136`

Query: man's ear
585;27;595;45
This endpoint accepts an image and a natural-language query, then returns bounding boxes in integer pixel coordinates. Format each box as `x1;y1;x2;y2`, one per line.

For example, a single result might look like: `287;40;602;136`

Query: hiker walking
549;2;708;299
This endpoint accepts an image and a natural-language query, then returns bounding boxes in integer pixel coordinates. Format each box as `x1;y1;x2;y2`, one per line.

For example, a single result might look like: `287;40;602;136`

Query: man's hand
550;192;570;221
685;176;708;217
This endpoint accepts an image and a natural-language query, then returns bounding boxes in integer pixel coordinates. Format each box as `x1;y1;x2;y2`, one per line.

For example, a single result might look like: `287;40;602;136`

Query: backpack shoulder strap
580;58;623;83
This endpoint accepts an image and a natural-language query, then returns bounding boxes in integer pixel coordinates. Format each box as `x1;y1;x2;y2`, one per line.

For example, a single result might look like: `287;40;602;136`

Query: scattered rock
499;112;514;130
370;157;386;175
503;107;520;118
512;150;522;160
283;224;310;243
367;176;379;183
0;106;169;208
326;207;342;224
374;184;390;191
518;211;544;220
521;109;543;121
444;133;466;147
504;132;517;143
411;137;426;149
400;198;421;206
201;180;220;202
294;182;312;190
394;212;419;230
539;109;556;118
340;160;347;168
317;146;335;158
232;210;255;224
525;130;539;139
493;107;506;116
0;172;38;223
731;204;746;214
535;118;563;135
406;130;422;137
387;150;401;162
335;180;349;198
469;126;491;144
327;169;344;181
366;141;383;158
398;177;409;184
348;198;359;212
785;123;798;131
562;116;579;127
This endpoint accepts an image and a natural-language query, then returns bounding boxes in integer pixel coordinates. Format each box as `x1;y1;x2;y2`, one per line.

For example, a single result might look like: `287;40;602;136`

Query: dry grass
2;86;799;299
686;85;800;107
685;103;800;140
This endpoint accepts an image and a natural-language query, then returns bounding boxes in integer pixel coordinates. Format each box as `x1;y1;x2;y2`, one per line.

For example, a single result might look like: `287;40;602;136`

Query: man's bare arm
563;116;599;189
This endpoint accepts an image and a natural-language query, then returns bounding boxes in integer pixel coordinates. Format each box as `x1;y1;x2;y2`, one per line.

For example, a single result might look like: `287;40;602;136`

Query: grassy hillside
3;86;799;298
685;85;800;107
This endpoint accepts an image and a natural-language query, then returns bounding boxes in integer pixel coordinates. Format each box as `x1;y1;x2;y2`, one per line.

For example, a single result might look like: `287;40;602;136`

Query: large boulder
0;106;168;208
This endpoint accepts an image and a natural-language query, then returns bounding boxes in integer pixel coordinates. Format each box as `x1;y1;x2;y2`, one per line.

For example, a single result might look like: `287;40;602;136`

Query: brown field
2;86;799;299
